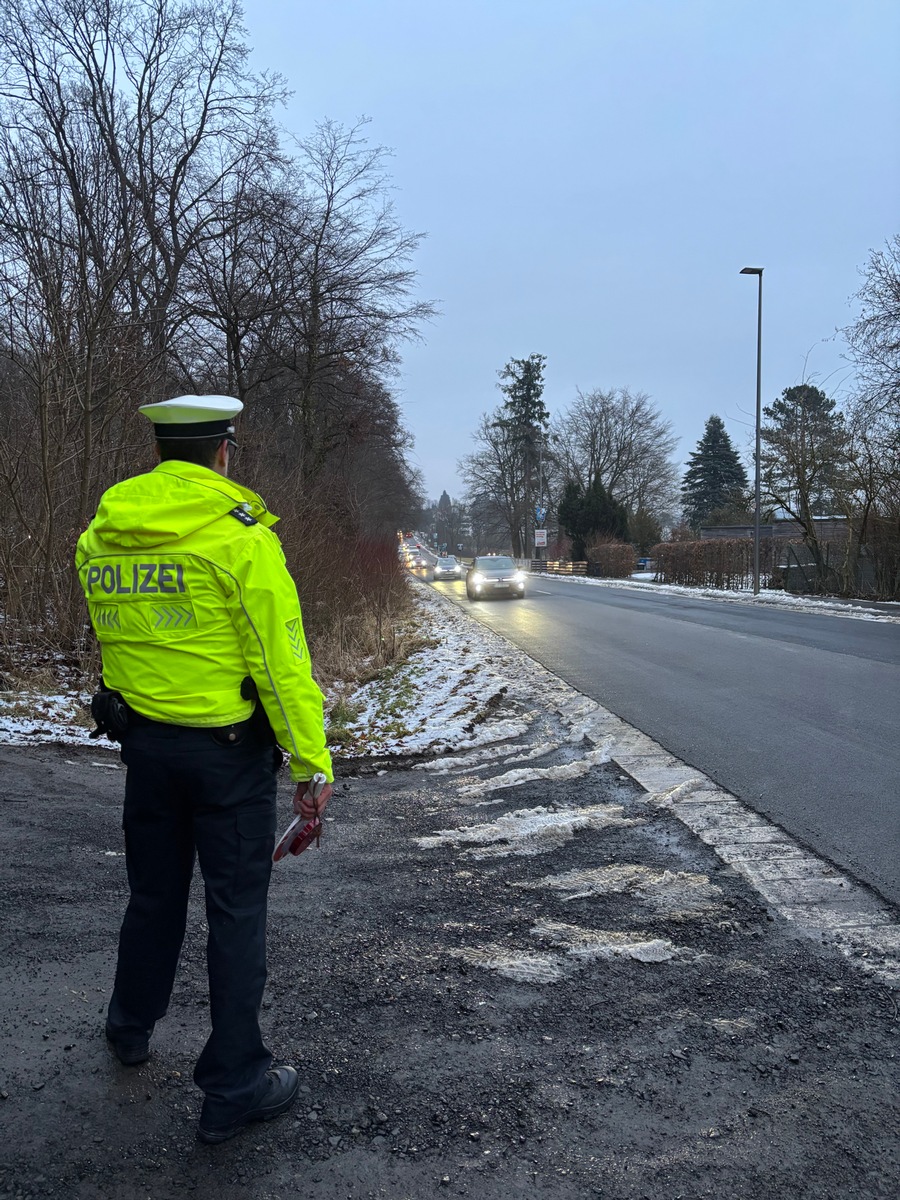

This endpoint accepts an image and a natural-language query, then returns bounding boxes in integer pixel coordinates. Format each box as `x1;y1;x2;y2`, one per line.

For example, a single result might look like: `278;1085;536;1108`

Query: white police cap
139;395;243;440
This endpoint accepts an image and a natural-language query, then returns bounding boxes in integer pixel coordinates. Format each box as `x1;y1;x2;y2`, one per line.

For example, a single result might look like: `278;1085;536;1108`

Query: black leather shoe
197;1066;300;1145
105;1022;150;1065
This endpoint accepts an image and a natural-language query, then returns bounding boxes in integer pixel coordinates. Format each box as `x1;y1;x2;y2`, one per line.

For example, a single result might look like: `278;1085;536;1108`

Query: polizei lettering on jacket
85;563;186;596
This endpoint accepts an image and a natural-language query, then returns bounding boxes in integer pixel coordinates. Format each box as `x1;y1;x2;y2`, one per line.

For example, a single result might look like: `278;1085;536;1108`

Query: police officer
75;395;333;1144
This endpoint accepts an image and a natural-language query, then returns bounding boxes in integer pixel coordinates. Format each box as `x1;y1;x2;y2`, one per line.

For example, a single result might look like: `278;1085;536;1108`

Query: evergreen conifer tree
681;415;749;529
558;476;629;558
495;353;549;555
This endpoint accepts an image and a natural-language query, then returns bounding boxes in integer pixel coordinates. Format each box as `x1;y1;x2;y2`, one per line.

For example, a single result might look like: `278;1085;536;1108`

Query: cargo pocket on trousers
233;810;276;902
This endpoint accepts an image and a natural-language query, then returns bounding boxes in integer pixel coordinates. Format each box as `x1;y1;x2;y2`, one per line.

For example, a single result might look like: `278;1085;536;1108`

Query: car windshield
439;556;457;565
476;556;515;570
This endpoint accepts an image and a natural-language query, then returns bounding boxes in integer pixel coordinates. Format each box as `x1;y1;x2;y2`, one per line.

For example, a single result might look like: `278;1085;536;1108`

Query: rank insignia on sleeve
228;506;257;526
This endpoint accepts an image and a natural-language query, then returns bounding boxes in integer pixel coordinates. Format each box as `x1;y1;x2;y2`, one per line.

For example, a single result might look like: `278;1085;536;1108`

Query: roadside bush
857;515;900;600
652;538;774;589
256;490;414;686
585;537;637;578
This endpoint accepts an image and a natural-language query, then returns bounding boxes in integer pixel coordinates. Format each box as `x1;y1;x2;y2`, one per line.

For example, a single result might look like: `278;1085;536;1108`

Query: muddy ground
0;733;898;1200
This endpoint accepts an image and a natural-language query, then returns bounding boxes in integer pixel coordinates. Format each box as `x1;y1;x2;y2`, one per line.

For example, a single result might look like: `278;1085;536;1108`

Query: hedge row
585;539;638;579
651;538;774;589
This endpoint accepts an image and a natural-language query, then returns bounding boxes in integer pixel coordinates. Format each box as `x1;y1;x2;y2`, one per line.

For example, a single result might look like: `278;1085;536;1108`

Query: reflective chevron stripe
94;607;121;630
152;605;194;630
285;617;305;662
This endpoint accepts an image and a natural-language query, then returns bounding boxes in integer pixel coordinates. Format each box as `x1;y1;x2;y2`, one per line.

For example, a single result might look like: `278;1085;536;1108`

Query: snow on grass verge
535;573;900;622
0;683;94;747
326;583;550;758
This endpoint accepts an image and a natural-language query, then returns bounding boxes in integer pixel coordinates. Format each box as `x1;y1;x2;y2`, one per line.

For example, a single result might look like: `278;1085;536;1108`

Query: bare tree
280;119;435;480
841;237;900;591
844;235;900;420
0;1;433;660
550;386;679;523
0;0;284;634
458;410;528;556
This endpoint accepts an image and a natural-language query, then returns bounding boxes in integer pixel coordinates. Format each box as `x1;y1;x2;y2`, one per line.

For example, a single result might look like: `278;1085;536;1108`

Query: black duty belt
90;676;274;747
127;709;255;743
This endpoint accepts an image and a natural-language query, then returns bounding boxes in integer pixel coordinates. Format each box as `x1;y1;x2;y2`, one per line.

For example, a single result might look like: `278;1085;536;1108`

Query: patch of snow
0;687;95;747
416;803;645;859
448;945;571;983
532;919;687;963
416;736;552;775
647;779;705;807
500;741;562;766
710;1017;756;1034
523;864;722;911
457;743;613;799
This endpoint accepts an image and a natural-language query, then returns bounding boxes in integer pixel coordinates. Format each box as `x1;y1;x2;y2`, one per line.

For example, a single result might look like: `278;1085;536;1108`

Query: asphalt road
425;571;900;908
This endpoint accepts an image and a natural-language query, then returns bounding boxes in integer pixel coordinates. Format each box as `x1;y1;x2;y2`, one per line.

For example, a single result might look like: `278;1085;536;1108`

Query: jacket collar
152;461;279;527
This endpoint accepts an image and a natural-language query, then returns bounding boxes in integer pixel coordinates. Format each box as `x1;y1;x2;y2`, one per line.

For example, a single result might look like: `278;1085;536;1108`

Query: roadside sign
534;529;547;547
535;506;547;523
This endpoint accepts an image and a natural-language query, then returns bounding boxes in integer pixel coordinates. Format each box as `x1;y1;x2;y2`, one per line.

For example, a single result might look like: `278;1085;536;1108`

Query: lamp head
740;266;763;275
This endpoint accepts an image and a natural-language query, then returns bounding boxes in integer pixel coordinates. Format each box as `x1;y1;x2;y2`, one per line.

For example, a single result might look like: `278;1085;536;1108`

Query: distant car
466;555;526;600
433;555;462;580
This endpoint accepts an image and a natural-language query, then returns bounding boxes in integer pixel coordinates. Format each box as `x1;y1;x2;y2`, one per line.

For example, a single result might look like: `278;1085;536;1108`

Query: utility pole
524;444;532;564
740;266;764;595
536;435;544;562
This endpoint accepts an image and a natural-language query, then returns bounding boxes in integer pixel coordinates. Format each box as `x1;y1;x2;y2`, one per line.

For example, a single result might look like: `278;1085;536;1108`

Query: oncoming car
466;555;526;600
433;555;462;580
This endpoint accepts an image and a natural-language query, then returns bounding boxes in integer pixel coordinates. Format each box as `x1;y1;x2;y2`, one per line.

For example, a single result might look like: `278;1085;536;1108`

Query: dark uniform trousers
106;719;278;1125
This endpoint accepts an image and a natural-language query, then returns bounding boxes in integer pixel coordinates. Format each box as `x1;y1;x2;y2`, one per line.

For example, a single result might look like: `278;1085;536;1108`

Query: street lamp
740;266;763;595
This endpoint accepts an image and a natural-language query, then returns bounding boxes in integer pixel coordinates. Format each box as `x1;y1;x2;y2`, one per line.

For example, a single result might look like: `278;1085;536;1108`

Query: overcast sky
243;0;899;503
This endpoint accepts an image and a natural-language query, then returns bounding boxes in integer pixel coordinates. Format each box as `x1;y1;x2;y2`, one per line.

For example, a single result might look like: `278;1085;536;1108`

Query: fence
530;560;588;575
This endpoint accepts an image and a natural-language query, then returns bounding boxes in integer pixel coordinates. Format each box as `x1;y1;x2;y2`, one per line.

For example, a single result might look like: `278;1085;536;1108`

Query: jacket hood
89;461;279;549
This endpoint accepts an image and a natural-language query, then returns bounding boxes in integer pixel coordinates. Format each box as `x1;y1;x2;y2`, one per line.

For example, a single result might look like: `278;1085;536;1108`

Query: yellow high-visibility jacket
75;460;333;783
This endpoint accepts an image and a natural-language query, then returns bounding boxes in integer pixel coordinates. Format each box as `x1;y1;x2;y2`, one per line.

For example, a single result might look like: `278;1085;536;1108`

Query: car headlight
470;572;484;584
512;571;526;583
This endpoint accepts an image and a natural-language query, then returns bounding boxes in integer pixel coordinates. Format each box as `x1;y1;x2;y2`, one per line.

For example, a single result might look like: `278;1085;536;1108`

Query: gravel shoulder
1;711;898;1199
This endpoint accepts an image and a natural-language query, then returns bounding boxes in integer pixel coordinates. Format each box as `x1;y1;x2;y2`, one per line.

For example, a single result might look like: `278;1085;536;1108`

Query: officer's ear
213;438;230;478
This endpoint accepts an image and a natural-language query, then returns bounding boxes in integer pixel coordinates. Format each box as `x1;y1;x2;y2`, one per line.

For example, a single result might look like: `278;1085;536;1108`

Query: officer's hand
293;780;332;820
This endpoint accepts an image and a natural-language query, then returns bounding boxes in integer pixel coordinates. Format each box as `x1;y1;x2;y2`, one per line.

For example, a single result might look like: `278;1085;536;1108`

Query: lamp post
740;266;763;595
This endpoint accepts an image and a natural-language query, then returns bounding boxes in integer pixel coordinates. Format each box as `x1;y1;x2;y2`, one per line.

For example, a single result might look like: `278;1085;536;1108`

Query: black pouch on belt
89;685;131;741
